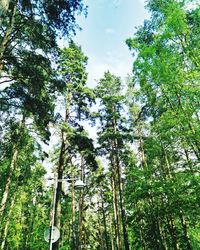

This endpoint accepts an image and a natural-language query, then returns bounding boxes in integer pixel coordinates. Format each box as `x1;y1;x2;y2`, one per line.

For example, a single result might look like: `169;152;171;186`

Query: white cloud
86;53;132;88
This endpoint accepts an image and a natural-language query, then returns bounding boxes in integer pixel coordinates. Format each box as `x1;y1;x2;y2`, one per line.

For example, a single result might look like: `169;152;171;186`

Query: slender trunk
52;94;71;250
71;178;76;249
161;88;200;160
109;216;115;250
134;202;146;250
112;104;129;250
111;173;120;250
179;212;192;250
166;215;179;250
138;127;149;250
159;218;168;250
100;189;110;250
0;149;18;219
0;190;16;250
176;92;200;156
148;195;166;250
97;201;105;249
60;222;68;249
78;158;85;250
155;214;166;250
52;135;65;250
115;154;130;250
0;115;25;220
184;148;193;172
78;191;83;250
159;139;173;179
139;128;166;249
27;197;37;249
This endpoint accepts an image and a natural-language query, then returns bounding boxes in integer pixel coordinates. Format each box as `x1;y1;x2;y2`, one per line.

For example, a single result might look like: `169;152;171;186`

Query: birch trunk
0;115;25;219
0;189;16;249
0;149;18;219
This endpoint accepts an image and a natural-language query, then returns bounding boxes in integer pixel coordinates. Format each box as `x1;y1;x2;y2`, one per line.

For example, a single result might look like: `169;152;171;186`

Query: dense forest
0;0;199;249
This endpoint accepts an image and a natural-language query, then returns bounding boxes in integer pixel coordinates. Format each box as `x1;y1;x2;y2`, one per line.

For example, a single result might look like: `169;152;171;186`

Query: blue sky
73;0;150;86
45;0;151;172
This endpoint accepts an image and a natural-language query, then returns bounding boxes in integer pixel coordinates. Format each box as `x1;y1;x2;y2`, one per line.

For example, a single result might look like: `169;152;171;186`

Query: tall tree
52;41;97;250
96;71;130;250
126;0;200;248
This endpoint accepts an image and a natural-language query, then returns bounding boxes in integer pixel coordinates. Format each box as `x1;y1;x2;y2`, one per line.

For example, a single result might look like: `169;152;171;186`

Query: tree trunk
0;148;18;219
115;153;130;250
0;189;16;250
78;159;85;250
100;189;110;250
97;201;105;249
109;216;115;250
166;215;179;250
78;191;84;250
134;202;146;250
111;173;121;250
0;115;25;220
161;88;200;160
52;134;65;250
159;218;168;250
71;178;76;249
179;212;192;250
52;94;71;250
112;104;129;250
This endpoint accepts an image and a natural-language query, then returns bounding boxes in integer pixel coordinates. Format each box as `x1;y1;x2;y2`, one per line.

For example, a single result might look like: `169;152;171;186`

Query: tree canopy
0;0;199;249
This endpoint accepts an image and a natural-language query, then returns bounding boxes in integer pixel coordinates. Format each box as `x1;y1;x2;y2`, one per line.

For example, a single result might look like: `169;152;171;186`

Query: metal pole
50;175;58;250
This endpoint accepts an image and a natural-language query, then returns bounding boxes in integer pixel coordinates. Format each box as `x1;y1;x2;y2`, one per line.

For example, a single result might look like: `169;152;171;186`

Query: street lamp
74;179;86;190
45;176;86;250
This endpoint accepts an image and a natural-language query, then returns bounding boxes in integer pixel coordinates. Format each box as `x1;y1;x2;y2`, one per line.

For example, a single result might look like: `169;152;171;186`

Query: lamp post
47;176;86;250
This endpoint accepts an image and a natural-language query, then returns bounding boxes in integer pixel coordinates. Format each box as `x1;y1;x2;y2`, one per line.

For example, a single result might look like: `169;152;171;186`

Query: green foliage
0;0;199;249
125;0;200;249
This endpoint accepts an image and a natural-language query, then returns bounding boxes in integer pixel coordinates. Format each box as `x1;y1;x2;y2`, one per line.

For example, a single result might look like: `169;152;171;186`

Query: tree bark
52;133;65;250
111;172;121;250
0;115;25;220
0;148;18;219
52;94;71;250
77;158;86;250
97;201;105;249
71;178;76;249
115;153;130;250
112;104;130;250
0;188;16;250
100;188;110;250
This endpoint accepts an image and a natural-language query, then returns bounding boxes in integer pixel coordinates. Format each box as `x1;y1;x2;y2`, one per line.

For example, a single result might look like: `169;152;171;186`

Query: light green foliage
125;0;200;249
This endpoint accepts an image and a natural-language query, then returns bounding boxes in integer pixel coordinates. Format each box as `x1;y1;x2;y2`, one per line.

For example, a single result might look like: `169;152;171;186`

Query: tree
126;0;200;248
96;71;130;250
0;1;87;248
0;0;86;72
51;41;97;250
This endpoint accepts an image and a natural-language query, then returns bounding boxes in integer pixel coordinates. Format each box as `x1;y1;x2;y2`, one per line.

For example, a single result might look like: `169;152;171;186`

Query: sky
72;0;150;87
45;0;151;173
